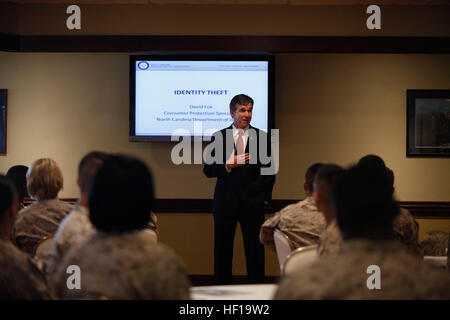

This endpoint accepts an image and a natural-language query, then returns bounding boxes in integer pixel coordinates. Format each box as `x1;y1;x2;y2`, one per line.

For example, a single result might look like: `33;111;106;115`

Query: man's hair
314;164;344;202
27;158;63;200
6;165;28;190
229;94;254;112
6;165;28;199
358;154;394;193
0;175;16;221
89;155;154;233
333;165;399;240
357;154;386;174
305;163;324;193
78;151;109;194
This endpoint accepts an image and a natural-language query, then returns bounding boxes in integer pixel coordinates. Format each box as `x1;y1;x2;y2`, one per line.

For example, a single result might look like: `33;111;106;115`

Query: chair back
273;229;293;271
281;245;318;276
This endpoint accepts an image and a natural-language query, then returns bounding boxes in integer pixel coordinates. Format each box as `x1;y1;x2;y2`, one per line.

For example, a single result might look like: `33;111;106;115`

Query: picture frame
0;89;6;154
407;89;450;157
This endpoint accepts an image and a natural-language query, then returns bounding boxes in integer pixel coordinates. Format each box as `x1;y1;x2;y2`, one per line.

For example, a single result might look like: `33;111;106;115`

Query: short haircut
333;165;399;240
358;154;386;174
358;154;394;192
27;158;63;200
229;94;254;112
89;155;154;233
78;151;109;194
6;165;28;191
305;163;324;193
0;175;16;220
314;164;344;202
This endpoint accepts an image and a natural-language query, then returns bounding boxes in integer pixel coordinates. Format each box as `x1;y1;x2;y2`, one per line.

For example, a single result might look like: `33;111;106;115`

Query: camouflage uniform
48;204;159;270
13;199;73;256
393;208;422;256
0;240;53;299
275;239;450;300
260;197;326;250
318;220;341;258
51;229;190;300
318;208;422;258
420;231;449;256
52;204;92;263
46;205;159;276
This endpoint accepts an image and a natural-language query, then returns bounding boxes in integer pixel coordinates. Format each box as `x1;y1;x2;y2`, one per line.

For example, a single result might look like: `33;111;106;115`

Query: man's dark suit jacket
203;125;276;216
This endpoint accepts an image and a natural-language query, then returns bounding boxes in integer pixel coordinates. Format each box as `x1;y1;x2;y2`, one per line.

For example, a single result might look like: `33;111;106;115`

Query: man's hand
226;150;250;170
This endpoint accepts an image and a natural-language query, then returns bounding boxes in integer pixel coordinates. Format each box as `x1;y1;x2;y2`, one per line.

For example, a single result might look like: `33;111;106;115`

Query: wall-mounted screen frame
130;54;275;142
407;89;450;157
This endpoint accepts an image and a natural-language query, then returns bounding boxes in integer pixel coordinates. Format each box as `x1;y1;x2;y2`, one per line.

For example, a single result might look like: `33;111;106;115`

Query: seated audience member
260;163;325;250
0;176;53;299
6;165;29;210
49;151;160;274
319;155;422;257
13;158;73;257
275;166;450;299
313;164;345;258
358;155;422;256
420;231;449;256
52;155;190;300
47;151;108;273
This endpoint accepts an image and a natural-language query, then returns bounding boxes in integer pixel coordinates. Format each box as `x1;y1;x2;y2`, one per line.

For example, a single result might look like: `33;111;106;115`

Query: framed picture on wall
407;90;450;157
0;89;6;154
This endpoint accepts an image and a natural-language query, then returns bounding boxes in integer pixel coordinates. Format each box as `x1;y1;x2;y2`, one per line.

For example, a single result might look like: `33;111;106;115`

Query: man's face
230;103;253;129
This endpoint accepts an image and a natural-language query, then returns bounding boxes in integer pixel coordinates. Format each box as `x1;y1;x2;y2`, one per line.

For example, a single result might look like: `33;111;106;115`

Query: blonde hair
27;158;63;200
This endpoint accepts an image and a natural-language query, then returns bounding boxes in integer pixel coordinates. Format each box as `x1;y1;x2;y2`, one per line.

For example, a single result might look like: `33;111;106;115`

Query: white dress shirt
232;124;249;150
225;124;250;172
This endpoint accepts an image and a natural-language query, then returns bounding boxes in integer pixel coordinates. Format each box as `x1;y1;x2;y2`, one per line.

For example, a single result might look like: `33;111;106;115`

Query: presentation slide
135;60;269;137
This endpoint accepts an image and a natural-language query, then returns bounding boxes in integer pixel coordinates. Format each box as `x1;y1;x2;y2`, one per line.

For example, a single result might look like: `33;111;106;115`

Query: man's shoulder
219;125;232;133
210;126;232;138
55;206;93;242
0;240;28;262
279;198;318;215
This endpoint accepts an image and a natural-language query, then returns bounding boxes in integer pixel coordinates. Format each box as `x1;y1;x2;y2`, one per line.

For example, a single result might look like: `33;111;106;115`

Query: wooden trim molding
1;34;449;53
151;199;450;218
25;198;449;218
269;200;450;219
0;33;20;52
398;201;450;219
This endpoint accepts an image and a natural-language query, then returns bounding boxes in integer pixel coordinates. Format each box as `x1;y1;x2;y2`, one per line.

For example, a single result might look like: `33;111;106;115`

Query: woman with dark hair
52;155;190;300
6;165;29;210
319;155;422;258
358;154;422;255
0;175;53;299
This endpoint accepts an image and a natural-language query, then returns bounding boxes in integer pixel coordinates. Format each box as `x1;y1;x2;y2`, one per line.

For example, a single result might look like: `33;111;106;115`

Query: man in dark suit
203;94;276;284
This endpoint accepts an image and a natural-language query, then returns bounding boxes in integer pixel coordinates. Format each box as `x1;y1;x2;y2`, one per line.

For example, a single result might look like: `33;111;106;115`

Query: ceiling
4;0;450;5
